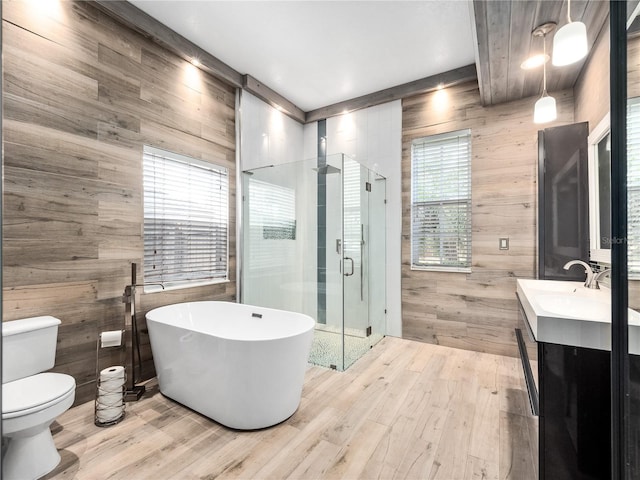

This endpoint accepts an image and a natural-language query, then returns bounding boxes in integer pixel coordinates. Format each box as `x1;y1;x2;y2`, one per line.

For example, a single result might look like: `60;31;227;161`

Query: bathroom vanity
516;279;640;480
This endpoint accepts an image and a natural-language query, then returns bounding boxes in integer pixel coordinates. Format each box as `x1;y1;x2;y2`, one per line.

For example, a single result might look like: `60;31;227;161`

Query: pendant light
552;0;588;66
533;23;557;124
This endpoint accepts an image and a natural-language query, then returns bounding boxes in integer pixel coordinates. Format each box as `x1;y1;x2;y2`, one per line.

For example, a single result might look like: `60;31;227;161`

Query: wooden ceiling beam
305;64;477;124
94;1;244;88
242;75;306;123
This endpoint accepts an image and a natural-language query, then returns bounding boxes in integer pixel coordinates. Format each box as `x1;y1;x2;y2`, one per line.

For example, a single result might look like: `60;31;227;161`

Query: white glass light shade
552;21;588;66
534;95;557;124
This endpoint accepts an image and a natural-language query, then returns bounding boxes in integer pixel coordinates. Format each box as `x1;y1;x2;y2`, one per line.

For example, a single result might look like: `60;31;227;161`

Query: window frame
589;99;640;279
587;113;612;264
410;129;472;273
142;145;230;292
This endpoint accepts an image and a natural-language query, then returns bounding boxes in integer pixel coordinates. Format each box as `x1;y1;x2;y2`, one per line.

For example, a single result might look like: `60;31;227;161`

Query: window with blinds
628;97;640;278
143;146;228;288
247;178;296;271
411;129;472;271
343;158;362;263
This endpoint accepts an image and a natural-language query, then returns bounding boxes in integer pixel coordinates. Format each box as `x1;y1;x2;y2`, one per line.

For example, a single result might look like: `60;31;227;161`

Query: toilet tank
2;316;62;384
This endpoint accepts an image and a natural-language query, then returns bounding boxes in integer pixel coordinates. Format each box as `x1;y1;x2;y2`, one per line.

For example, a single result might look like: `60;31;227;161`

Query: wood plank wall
401;81;574;357
2;0;236;405
629;35;640;100
574;20;610;134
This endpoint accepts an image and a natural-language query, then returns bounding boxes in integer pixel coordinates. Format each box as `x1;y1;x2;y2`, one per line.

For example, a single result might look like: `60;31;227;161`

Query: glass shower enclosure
241;154;386;371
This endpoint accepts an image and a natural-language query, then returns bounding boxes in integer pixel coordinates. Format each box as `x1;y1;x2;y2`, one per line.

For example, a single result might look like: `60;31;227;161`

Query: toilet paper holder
94;331;126;427
100;330;124;348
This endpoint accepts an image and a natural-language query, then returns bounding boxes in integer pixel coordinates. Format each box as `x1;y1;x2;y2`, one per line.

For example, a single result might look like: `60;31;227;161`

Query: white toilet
2;316;76;480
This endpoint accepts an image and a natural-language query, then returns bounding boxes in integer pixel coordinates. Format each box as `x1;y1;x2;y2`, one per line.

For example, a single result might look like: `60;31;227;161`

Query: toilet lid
2;372;76;417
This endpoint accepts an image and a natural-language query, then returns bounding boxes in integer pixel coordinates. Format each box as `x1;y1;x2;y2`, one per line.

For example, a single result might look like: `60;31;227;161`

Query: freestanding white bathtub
146;301;315;430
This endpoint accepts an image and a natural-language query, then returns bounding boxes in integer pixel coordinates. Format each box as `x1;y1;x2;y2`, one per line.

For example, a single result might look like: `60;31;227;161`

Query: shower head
313;165;341;175
243;165;275;175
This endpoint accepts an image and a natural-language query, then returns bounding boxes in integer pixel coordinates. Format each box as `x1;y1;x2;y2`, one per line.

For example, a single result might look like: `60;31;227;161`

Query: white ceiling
130;1;476;112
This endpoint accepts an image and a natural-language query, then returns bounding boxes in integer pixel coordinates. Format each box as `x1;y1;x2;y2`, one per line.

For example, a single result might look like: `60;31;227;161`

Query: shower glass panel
242;154;386;371
367;169;387;350
341;157;386;369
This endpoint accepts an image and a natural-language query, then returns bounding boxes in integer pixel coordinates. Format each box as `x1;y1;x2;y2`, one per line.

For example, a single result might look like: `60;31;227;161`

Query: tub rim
145;300;316;342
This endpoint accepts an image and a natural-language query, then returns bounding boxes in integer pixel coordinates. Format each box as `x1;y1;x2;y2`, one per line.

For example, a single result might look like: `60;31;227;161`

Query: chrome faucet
563;260;596;288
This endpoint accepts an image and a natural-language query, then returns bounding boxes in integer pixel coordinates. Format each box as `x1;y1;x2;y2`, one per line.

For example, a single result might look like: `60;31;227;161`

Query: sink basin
519;279;587;294
517;278;640;354
536;294;610;322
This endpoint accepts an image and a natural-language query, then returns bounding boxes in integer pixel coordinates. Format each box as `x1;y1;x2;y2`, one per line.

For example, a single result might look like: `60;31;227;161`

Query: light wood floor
44;337;537;480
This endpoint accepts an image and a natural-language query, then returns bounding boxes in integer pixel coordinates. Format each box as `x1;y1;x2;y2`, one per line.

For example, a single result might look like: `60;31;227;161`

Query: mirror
588;113;611;263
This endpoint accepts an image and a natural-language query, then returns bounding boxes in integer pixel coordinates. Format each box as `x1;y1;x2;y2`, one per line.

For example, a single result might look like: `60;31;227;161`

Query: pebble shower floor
308;326;384;370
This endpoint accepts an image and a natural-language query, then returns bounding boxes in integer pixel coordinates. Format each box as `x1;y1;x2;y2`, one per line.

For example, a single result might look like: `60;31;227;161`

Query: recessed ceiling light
437;83;444;90
521;53;549;70
191;58;201;67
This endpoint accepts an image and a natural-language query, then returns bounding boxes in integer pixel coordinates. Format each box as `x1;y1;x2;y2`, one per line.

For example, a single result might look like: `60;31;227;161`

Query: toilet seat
3;372;76;419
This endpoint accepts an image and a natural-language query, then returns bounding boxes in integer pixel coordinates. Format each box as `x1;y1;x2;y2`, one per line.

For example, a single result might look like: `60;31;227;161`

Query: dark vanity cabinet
517;297;611;480
630;362;640;478
538;343;611;479
518;292;640;480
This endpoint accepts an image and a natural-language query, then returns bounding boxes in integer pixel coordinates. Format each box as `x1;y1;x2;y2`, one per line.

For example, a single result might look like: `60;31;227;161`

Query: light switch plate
499;237;509;250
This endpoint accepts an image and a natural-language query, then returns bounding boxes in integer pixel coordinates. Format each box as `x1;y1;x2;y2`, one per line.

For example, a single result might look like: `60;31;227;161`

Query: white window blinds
247;178;296;271
411;129;472;271
143;146;228;286
628;97;640;278
343;158;362;263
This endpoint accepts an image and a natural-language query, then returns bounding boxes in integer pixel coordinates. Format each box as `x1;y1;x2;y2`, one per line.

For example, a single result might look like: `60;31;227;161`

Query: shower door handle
344;257;355;276
360;224;364;301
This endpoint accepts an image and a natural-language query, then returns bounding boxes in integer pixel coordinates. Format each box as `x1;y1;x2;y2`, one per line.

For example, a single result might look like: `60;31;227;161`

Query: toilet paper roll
98;387;123;400
97;391;122;406
100;330;123;348
96;365;125;425
99;366;125;382
97;405;123;423
98;379;122;389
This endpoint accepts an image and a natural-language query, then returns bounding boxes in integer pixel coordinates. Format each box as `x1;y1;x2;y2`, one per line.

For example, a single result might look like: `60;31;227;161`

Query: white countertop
516;279;640;354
